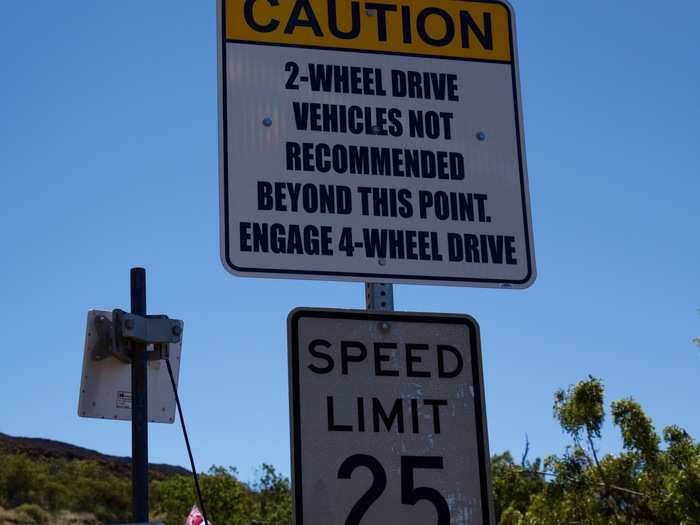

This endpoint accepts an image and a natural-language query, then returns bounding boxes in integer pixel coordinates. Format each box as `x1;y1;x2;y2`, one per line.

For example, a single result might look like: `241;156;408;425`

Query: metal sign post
365;283;394;312
130;268;149;523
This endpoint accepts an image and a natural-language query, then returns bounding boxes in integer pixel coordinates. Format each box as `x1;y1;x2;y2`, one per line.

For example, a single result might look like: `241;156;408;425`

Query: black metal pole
130;267;149;523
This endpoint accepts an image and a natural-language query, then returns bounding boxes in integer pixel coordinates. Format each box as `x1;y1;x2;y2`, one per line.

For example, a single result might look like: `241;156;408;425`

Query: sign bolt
262;117;273;127
172;324;182;336
378;259;387;266
476;131;487;141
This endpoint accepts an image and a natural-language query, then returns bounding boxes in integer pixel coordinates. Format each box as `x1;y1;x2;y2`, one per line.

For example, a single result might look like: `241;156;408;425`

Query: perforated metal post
365;283;394;312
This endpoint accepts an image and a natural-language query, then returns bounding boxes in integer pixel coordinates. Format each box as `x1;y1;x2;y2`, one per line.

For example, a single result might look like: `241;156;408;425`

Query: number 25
338;454;450;524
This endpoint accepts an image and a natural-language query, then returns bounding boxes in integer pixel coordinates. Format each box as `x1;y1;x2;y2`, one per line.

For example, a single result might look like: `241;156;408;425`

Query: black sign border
219;0;534;287
288;307;494;525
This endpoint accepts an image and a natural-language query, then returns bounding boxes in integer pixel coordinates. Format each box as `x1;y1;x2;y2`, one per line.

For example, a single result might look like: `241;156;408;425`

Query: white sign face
288;308;494;525
78;310;181;424
218;0;535;288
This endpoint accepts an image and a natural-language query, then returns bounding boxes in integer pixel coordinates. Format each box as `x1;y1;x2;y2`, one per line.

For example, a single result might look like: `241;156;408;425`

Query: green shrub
13;504;50;525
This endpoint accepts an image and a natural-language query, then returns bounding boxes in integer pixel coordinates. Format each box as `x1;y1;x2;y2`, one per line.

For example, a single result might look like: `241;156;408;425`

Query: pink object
185;505;210;525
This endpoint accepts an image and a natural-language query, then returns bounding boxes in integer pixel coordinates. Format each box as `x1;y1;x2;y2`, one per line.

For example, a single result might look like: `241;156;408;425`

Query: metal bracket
92;313;130;363
116;310;182;344
89;310;183;364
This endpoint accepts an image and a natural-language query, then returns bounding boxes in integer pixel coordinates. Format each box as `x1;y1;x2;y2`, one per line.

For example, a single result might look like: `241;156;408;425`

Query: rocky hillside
0;432;189;480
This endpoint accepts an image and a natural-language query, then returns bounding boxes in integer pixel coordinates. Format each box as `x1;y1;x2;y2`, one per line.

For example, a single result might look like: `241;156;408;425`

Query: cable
166;358;213;525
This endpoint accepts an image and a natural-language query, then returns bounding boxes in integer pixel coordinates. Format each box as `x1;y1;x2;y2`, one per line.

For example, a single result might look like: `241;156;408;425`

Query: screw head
476;131;487;141
172;324;182;336
378;259;387;266
379;322;390;332
262;116;273;127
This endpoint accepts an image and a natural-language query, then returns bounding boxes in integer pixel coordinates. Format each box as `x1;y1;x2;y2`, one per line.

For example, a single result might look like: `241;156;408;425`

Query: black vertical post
130;267;149;523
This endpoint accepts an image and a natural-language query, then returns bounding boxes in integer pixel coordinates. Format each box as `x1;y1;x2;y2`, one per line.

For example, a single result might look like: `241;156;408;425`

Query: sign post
365;282;394;312
288;308;494;524
78;270;185;524
218;0;535;288
216;1;535;523
130;268;149;523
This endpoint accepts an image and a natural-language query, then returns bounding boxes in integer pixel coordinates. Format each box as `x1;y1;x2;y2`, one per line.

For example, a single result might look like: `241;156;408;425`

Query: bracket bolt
124;318;135;330
476;131;487;141
172;325;182;336
262;117;273;127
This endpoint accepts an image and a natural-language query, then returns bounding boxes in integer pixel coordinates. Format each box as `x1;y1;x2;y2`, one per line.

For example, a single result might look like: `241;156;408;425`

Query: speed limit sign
288;309;494;524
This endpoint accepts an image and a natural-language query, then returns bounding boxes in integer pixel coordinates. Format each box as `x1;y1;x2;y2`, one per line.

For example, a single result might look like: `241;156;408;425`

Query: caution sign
288;308;494;524
218;0;535;288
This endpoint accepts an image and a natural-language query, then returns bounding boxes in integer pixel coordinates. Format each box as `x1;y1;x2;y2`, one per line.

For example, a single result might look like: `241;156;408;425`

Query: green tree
494;377;700;525
252;464;292;525
152;464;293;525
491;451;545;522
153;466;255;525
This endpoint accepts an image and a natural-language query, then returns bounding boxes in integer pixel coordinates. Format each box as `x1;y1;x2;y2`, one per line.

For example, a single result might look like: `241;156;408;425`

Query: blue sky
1;0;699;482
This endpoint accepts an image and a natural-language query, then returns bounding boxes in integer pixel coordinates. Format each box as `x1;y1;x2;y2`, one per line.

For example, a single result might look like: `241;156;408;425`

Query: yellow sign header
225;0;513;62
